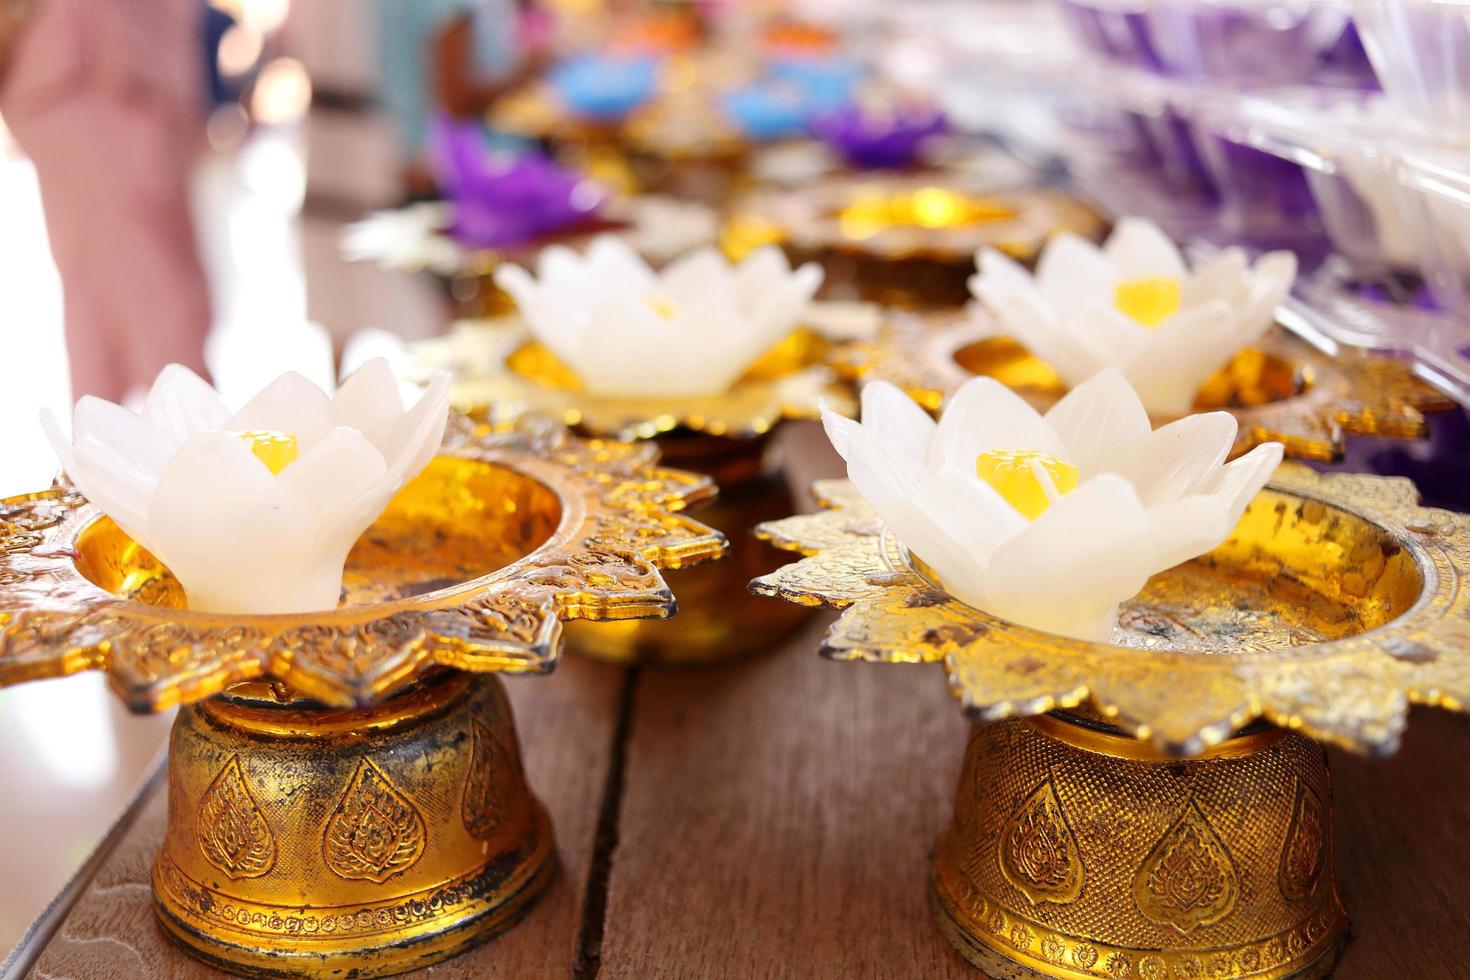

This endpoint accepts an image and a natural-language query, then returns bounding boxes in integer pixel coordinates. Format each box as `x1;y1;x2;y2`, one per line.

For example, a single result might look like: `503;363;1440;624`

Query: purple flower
812;105;948;170
429;118;604;248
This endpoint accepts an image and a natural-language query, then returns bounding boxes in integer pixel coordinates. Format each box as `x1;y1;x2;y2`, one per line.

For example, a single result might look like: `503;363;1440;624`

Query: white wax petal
1181;248;1248;310
858;382;934;464
141;364;231;444
279;425;391;546
1035;232;1117;318
383;372;450;481
985;474;1155;641
1044;369;1152;477
496;234;822;399
1103;217;1188;280
147;432;323;614
1095;411;1237;506
928;376;1067;472
332;358;406;456
228;371;336;450
830;349;1283;646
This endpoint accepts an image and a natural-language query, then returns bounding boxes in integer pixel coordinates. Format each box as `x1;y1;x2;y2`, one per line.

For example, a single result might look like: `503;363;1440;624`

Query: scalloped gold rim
726;181;1106;264
835;314;1454;462
0;416;726;712
751;464;1470;756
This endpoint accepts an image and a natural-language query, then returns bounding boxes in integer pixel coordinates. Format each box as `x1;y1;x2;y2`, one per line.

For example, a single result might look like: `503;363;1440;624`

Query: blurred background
1;0;1468;956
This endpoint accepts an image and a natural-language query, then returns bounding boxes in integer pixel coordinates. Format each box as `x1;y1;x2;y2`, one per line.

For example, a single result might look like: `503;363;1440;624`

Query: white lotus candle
42;359;451;615
822;369;1284;642
969;218;1297;416
494;235;823;398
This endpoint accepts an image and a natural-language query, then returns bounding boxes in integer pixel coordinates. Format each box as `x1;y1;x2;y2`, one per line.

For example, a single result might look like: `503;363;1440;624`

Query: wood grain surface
11;424;1470;979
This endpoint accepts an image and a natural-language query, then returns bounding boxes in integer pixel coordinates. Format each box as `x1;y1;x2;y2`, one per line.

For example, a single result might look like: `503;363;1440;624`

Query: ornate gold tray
723;177;1105;307
408;319;853;664
0;414;724;977
834;310;1455;462
752;464;1470;979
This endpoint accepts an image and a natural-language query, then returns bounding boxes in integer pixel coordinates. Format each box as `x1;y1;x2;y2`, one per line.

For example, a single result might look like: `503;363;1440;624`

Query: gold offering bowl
751;466;1470;979
0;417;724;977
491;77;750;205
723;178;1105;308
410;318;852;666
834;311;1455;461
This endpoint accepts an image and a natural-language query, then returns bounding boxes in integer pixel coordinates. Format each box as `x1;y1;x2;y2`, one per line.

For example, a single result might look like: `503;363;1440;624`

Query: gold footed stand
931;714;1346;980
0;417;725;977
567;433;811;665
155;673;553;978
754;465;1470;980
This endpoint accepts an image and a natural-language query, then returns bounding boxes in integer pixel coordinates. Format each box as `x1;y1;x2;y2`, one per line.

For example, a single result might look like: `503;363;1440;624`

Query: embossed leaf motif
1133;800;1239;933
323;760;426;883
999;779;1084;905
462;718;522;839
1279;780;1328;901
197;755;276;879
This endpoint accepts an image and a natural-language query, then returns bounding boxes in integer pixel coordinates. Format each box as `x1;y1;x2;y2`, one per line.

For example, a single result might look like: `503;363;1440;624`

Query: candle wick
1028;457;1063;505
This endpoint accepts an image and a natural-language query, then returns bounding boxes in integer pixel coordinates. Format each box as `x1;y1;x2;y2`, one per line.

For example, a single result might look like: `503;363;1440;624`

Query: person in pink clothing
0;0;212;403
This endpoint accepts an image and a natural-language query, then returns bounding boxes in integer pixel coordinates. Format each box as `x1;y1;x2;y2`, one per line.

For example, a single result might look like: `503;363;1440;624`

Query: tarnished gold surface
752;464;1470;756
724;178;1104;307
833;311;1455;461
0;414;725;711
156;671;553;978
410;315;850;441
932;714;1347;980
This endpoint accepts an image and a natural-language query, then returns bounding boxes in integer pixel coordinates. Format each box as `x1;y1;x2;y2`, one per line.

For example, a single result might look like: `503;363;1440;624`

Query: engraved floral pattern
197;756;276;879
1279;780;1328;901
323;761;427;883
1000;779;1084;905
462;718;522;840
1134;801;1239;934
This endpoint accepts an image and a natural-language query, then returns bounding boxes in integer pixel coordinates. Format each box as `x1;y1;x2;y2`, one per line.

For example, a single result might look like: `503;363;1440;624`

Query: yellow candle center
1114;277;1181;328
645;293;681;319
975;449;1078;520
237;429;300;475
838;189;1017;240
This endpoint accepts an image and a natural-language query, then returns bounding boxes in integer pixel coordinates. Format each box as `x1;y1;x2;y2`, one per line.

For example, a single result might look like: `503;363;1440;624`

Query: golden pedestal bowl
0;416;724;977
722;177;1105;308
410;319;854;666
155;672;552;977
752;466;1470;979
833;311;1455;462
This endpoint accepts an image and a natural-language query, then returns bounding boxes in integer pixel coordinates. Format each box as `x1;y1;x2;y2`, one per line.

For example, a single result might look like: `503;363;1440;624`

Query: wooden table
8;424;1470;979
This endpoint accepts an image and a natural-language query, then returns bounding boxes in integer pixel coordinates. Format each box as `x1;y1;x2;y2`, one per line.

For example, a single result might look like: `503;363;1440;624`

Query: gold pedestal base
932;715;1348;980
569;436;811;666
153;673;555;978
